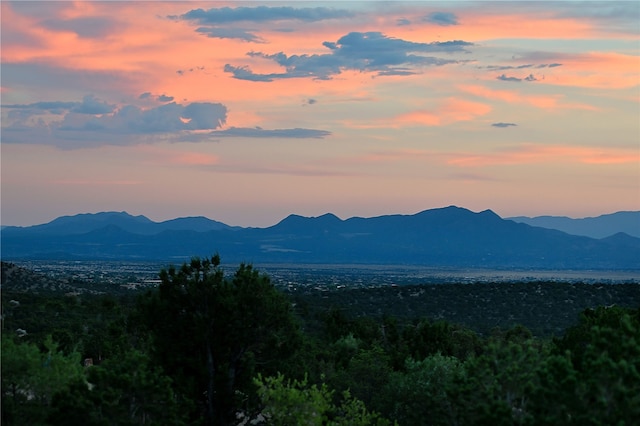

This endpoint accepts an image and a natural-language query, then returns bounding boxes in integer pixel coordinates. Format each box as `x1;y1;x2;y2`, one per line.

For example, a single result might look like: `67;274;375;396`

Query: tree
48;349;184;426
250;373;393;425
138;256;301;425
381;354;463;426
452;337;546;425
1;335;83;425
535;306;640;424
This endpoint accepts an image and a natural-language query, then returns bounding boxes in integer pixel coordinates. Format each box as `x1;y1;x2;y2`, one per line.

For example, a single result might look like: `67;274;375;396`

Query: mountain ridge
1;206;638;269
507;211;640;239
2;211;237;235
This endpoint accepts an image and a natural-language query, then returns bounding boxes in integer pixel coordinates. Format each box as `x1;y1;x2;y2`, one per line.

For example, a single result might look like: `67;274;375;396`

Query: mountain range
1;207;639;269
507;212;640;239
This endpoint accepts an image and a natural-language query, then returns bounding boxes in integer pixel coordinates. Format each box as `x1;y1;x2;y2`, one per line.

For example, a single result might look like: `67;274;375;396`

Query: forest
1;258;639;425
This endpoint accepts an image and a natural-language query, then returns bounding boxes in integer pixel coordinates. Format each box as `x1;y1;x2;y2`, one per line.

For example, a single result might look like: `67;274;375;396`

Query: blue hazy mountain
507;211;640;239
1;211;236;236
1;206;638;269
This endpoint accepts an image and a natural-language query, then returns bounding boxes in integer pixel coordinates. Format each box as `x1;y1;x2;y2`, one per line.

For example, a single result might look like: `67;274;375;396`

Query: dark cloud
177;6;354;24
225;32;473;81
3;98;228;148
60;102;227;134
4;95;115;115
307;99;317;105
139;92;152;99
4;101;78;113
492;122;518;128
497;74;523;82
208;127;331;139
223;64;282;82
424;12;459;26
3;95;329;148
176;66;206;76
377;69;417;77
497;73;538;82
396;18;411;26
157;94;174;102
484;63;562;71
174;6;354;42
194;27;265;43
71;95;116;114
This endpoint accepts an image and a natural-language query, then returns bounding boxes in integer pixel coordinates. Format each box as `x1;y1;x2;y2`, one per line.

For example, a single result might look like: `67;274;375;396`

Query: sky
1;1;639;227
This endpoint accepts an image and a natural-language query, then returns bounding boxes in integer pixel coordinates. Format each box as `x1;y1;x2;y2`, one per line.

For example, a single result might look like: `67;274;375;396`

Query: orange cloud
173;152;219;166
540;52;640;90
396;98;492;126
133;144;219;167
392;5;636;41
357;149;436;163
458;85;599;111
448;144;639;167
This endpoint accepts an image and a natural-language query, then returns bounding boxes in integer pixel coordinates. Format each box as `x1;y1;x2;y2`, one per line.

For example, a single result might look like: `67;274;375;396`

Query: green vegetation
1;260;639;425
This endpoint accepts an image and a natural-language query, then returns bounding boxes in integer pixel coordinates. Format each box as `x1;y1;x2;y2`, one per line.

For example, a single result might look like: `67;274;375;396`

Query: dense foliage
1;260;639;425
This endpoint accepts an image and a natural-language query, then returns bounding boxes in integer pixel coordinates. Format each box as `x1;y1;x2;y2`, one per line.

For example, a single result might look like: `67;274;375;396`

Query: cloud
492;122;517;128
172;152;219;166
4;100;79;114
225;32;473;81
176;6;355;42
139;93;174;103
396;18;411;26
448;144;640;167
459;84;599;111
177;6;354;24
71;95;116;114
424;12;459;26
2;97;228;148
63;102;227;134
176;66;205;76
394;98;492;127
2;94;331;147
194;27;265;43
208;127;331;139
4;95;115;115
496;73;538;82
497;74;523;82
484;63;562;71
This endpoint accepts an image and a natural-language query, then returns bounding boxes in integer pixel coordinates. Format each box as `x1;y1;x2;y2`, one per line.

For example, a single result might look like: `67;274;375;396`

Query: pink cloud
345;98;492;129
458;84;600;111
448;144;639;167
173;152;219;166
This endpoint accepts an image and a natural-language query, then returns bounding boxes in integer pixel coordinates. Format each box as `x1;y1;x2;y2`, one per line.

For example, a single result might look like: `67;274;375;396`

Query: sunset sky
1;1;639;227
